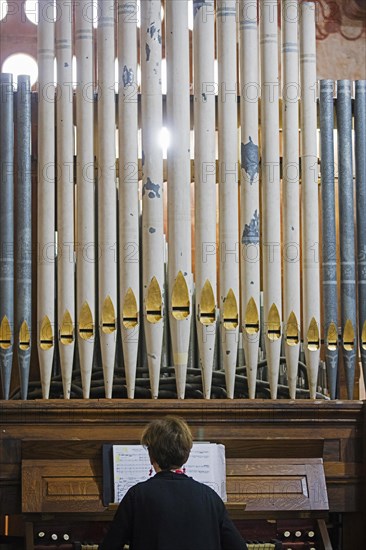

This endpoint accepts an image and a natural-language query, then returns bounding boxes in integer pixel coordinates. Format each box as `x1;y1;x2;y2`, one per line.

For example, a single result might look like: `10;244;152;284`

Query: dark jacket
100;470;247;550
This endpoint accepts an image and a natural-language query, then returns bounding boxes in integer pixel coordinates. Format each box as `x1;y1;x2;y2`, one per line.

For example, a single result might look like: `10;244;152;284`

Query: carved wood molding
0;399;364;425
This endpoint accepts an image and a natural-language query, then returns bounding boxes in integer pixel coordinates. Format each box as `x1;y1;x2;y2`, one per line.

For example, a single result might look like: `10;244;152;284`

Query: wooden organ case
0;400;364;549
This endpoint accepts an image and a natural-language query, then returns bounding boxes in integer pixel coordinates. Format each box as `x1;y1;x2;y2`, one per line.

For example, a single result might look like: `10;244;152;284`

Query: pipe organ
0;0;366;404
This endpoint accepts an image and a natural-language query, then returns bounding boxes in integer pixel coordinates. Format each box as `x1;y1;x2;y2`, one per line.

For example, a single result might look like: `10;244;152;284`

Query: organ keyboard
28;517;332;549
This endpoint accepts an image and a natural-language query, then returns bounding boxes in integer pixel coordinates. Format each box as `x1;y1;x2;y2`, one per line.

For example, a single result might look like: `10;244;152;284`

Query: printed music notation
113;443;227;503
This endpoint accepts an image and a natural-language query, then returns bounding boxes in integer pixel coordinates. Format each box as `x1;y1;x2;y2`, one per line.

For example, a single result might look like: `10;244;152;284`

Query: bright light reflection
188;0;193;30
2;54;38;87
72;55;77;88
0;0;8;22
160;127;170;159
162;59;167;95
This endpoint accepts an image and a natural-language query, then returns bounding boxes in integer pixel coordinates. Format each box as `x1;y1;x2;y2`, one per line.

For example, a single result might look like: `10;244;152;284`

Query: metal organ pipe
355;81;366;389
6;0;362;401
336;80;357;399
300;1;321;399
239;0;260;399
118;0;139;399
260;0;282;398
56;0;75;399
0;73;14;400
193;0;217;400
217;0;240;399
97;0;118;398
140;0;164;399
37;1;56;399
319;80;338;400
166;0;192;399
281;0;301;399
16;75;32;401
75;0;95;398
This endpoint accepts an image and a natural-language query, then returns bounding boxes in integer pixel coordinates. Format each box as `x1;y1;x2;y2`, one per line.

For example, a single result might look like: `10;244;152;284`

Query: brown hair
141;416;193;470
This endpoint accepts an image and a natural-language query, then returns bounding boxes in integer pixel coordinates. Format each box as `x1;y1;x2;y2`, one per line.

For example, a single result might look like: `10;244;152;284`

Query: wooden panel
323;439;341;462
21;437;324;460
22;460;104;513
225;458;328;513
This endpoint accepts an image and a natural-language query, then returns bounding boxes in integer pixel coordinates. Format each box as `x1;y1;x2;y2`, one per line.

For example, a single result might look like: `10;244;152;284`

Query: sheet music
113;445;151;503
113;443;226;503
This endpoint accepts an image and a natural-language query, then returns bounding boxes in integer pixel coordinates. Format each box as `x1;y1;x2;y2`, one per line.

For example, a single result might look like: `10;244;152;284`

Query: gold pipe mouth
244;297;259;335
285;311;299;346
307;317;320;351
146;276;163;324
223;289;238;330
0;316;12;350
267;303;281;341
79;301;94;340
19;320;30;351
60;310;74;345
199;279;216;326
327;322;338;351
40;316;53;350
102;295;116;334
343;319;355;351
122;288;139;329
171;271;190;321
362;320;366;351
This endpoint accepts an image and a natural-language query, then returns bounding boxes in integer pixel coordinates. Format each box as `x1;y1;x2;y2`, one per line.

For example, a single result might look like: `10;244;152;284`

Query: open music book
113;443;227;503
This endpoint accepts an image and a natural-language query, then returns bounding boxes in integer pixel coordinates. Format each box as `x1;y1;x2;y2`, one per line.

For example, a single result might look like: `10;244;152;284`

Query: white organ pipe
260;0;282;398
193;0;217;400
118;0;139;399
281;0;301;399
300;2;321;398
97;0;117;398
166;0;192;399
217;0;239;399
141;0;164;399
56;0;75;399
239;0;260;399
37;0;55;399
75;0;95;398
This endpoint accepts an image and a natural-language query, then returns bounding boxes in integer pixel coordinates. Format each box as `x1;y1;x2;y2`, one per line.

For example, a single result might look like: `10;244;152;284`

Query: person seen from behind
99;416;247;550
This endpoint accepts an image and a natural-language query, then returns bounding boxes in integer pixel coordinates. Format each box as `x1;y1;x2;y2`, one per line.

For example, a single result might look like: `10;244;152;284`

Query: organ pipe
355;81;366;389
140;0;164;399
37;1;55;399
193;0;217;400
260;0;282;398
336;80;357;399
281;0;301;399
239;0;260;399
75;0;95;398
97;0;118;398
217;0;240;399
15;75;32;401
118;0;139;399
319;80;338;400
166;0;192;399
0;73;14;400
300;1;321;399
56;0;75;398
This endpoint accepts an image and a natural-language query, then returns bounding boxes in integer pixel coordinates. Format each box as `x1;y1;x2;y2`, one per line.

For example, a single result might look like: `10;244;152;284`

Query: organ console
0;399;362;549
23;454;334;550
